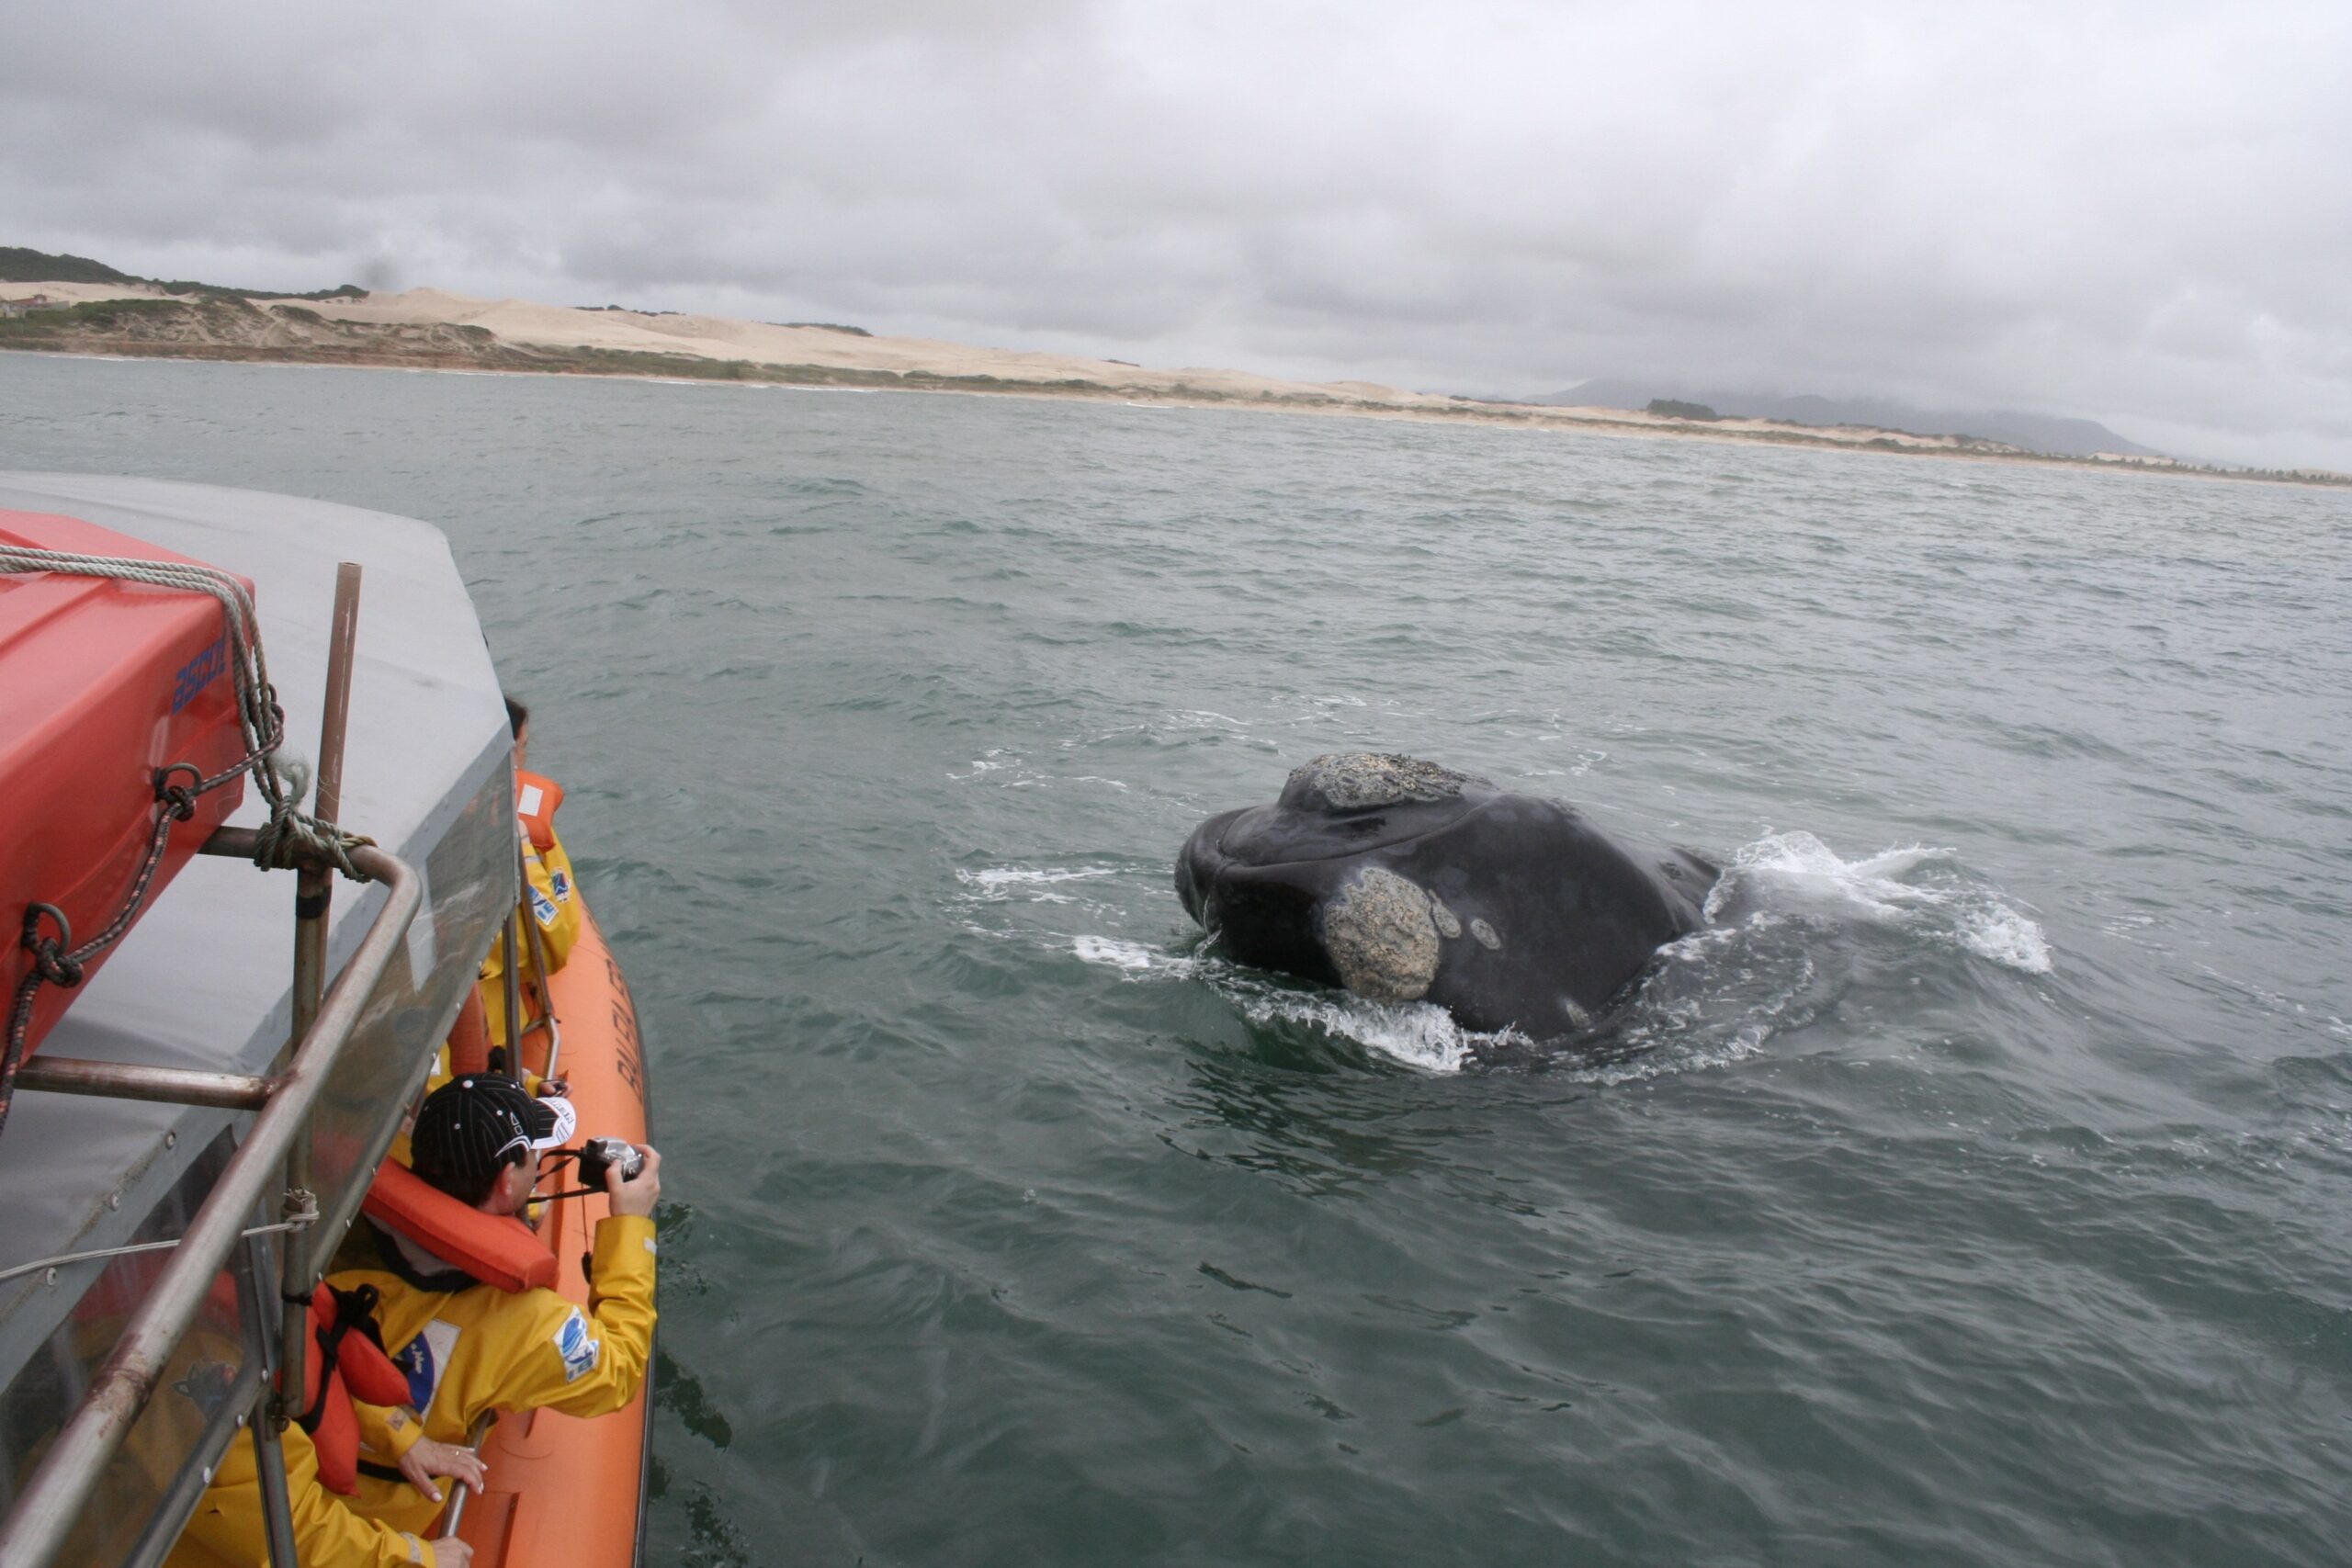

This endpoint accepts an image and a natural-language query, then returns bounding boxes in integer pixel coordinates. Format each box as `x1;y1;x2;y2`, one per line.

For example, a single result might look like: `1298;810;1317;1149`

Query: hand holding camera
579;1138;660;1217
575;1135;642;1189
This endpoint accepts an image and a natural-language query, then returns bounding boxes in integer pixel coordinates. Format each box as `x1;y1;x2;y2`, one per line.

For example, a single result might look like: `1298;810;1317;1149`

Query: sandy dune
0;277;2006;444
12;276;2256;476
273;288;1470;410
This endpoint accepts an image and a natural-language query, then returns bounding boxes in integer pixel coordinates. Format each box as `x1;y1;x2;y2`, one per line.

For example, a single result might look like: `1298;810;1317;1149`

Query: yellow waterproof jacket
325;1213;657;1538
165;1419;442;1568
479;825;581;1048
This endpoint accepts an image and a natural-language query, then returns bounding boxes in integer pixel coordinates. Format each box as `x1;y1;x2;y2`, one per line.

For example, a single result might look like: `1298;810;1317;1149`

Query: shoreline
2;287;2341;488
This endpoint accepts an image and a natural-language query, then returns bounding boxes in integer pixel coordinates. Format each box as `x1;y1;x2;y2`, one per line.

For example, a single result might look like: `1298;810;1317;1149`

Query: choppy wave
957;865;1116;892
956;865;1120;906
28;356;2351;1568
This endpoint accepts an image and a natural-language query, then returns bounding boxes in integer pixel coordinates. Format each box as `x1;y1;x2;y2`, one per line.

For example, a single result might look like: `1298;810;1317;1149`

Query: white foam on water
1211;972;1561;1075
1521;749;1609;780
1071;935;1160;971
956;865;1119;908
1958;904;2053;974
1584;931;1820;1084
1656;913;1788;961
951;749;1015;778
959;866;1116;890
1705;831;1947;921
1229;990;1488;1074
1566;1022;1774;1087
1074;938;1495;1073
1702;830;2052;975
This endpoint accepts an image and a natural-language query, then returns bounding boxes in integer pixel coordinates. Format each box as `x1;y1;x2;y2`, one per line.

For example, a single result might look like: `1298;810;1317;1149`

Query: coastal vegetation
0;246;363;303
0;298;186;333
1;249;2340;488
0;294;514;365
0;247;132;285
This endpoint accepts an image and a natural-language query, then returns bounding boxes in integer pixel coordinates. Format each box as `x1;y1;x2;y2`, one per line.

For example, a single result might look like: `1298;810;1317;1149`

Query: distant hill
0;246;134;285
23;248;2335;479
1540;378;2162;460
0;245;364;302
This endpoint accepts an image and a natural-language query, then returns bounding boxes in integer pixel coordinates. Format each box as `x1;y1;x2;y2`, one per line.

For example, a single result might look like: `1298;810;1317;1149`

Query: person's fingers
398;1450;442;1503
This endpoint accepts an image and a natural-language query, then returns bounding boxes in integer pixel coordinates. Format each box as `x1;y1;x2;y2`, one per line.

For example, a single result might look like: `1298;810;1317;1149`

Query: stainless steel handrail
437;1411;499;1539
9;1058;277;1111
520;853;565;1085
0;838;421;1568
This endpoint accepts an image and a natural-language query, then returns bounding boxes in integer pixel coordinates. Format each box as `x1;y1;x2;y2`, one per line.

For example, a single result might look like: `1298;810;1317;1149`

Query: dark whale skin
1177;756;1713;1038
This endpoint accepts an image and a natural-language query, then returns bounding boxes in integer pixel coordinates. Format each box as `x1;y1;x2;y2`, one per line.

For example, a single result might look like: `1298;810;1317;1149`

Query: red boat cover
1;510;253;1055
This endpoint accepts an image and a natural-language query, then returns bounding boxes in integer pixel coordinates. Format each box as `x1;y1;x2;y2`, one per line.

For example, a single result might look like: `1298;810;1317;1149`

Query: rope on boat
0;1188;319;1287
0;546;378;1139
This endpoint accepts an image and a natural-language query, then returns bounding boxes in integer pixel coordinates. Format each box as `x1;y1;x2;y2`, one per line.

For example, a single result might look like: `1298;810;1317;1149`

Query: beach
2;276;2324;481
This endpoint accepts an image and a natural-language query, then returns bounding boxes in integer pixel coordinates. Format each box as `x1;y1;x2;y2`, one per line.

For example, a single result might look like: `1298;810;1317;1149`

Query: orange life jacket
514;769;564;852
445;987;492;1079
297;1282;412;1495
359;1158;558;1294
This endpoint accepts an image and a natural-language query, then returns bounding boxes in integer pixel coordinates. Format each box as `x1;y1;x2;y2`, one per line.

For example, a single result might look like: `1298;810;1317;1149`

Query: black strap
295;1282;391;1433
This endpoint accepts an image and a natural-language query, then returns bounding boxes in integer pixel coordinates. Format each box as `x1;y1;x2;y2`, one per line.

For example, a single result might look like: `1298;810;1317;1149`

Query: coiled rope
0;545;375;1138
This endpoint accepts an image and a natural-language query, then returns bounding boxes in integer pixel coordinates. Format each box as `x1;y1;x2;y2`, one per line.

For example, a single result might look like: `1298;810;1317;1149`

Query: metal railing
0;836;421;1568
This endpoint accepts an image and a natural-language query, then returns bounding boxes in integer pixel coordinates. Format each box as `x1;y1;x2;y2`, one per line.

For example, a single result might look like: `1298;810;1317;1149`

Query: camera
576;1135;644;1188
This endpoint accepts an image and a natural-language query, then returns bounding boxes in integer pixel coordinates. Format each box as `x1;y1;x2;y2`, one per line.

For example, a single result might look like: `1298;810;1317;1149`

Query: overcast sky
6;1;2349;468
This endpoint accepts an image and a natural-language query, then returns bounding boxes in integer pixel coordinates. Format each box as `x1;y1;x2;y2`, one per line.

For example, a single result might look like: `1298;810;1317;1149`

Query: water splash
1213;982;1516;1075
1221;987;1511;1075
1067;937;1496;1073
1070;935;1164;971
1705;830;2051;975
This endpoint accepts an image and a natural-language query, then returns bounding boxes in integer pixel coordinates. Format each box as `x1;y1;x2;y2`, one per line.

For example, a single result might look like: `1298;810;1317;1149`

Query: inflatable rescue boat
0;474;654;1567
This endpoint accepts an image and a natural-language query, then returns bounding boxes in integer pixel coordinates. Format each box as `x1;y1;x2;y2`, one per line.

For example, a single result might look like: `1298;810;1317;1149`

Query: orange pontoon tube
454;891;653;1568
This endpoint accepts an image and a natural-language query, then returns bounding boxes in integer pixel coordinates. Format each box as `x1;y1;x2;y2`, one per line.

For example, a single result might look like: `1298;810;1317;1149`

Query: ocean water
5;355;2351;1567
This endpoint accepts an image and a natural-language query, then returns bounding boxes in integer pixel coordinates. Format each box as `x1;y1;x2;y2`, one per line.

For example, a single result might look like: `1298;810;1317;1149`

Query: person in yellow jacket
150;1294;484;1568
327;1075;660;1540
476;698;582;1052
166;1416;475;1568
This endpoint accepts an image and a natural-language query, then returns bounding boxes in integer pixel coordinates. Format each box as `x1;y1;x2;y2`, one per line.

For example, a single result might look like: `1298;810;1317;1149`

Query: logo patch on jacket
395;1320;462;1415
554;1309;600;1382
549;867;572;902
530;884;560;927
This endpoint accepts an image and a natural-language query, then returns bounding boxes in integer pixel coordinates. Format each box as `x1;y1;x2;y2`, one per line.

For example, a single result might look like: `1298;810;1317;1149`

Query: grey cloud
5;0;2350;467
